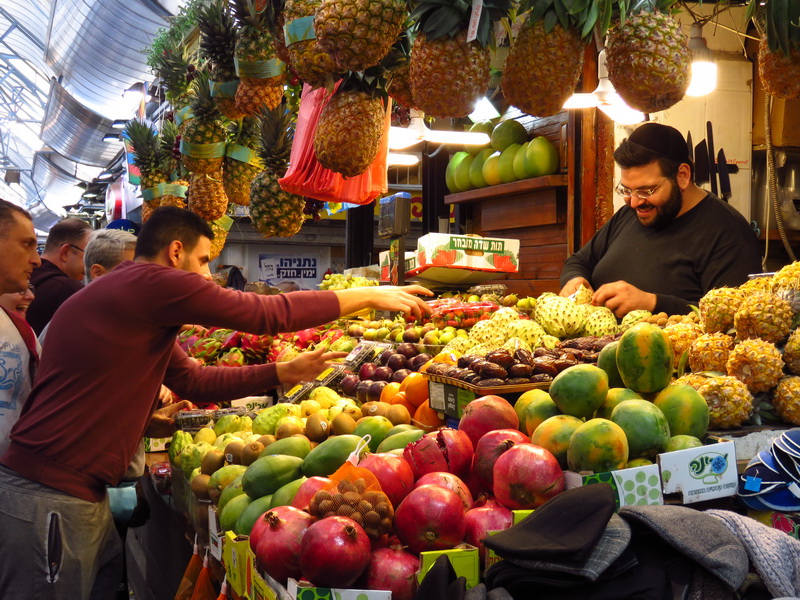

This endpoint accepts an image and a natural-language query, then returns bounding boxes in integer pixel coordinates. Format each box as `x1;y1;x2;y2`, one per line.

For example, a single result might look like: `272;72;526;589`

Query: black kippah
626;123;690;164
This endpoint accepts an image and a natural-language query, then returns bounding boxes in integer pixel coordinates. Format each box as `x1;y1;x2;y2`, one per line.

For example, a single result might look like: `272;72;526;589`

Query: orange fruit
413;399;445;431
403;372;429;409
417;360;434;373
380;382;402;404
390;391;416;415
432;351;458;364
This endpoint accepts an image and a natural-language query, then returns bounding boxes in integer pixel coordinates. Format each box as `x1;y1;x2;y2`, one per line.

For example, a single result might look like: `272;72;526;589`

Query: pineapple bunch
156;119;190;209
198;0;246;120
725;338;784;394
783;328;800;375
249;105;306;237
772;377;800;426
408;0;511;118
733;290;793;344
605;0;691;113
675;373;754;429
502;0;604;117
385;34;416;110
223;117;263;206
314;70;388;178
283;0;340;86
232;0;286;115
688;333;734;373
699;287;743;334
662;322;702;369
181;72;229;175
151;48;197;120
209;215;234;260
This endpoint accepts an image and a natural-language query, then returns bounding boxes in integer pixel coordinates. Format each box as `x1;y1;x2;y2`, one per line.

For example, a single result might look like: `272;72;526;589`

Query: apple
359;362;378;380
340;374;360;396
392;369;412;383
373;366;394;382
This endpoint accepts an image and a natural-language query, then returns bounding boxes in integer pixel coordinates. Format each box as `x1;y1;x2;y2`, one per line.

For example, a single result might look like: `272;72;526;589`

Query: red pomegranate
472;494;505;510
291;476;333;511
299;516;371;588
403;428;474;480
492;443;565;509
473;429;530;490
464;504;513;568
253;506;314;585
458;395;519;447
415;472;473;512
394;484;467;555
364;546;420;600
358;453;415;508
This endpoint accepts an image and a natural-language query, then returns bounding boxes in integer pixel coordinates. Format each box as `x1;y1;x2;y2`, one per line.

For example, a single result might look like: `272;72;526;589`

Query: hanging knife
717;148;732;202
687;131;693;163
706;121;718;196
695;140;709;185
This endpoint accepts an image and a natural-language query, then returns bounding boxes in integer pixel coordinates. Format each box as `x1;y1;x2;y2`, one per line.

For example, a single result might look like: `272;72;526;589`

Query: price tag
428;380;446;411
208;505;223;560
466;0;484;43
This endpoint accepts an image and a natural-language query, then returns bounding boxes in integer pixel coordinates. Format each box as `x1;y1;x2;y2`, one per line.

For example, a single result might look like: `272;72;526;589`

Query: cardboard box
564;463;664;509
143;437;170;452
415;233;520;273
512;509;535;524
223;531;250;597
378;250;417;281
418;544;480;590
658;440;738;503
287;578;389;600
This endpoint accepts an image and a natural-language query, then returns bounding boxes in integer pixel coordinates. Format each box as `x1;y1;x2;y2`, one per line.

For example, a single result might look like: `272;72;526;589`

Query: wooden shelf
444;174;569;205
758;229;800;242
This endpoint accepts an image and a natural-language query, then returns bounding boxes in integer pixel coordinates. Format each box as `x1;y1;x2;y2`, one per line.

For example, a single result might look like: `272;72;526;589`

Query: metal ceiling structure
0;0;181;230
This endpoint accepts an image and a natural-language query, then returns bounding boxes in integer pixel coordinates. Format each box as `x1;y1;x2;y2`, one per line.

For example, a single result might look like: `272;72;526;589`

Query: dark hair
0;199;33;235
43;217;92;253
614;136;694;181
135;206;214;259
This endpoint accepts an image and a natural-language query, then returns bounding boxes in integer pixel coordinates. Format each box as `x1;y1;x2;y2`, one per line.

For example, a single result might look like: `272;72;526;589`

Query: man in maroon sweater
0;206;432;599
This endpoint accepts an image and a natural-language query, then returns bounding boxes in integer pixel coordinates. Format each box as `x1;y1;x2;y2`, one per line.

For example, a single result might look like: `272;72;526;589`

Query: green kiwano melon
242;454;304;499
234;494;273;536
597;341;625;388
610;399;671;459
549;364;609;419
665;435;704;452
531;414;584;469
594;388;642;419
653;384;709;440
616;323;674;393
567;418;629;473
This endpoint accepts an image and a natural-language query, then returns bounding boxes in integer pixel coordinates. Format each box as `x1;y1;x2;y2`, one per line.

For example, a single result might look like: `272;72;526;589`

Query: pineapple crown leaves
151;47;198;101
158;119;181;173
188;70;224;121
410;0;512;46
123;119;160;168
521;0;606;40
197;0;238;69
256;104;297;170
614;0;680;25
231;0;266;29
746;0;800;56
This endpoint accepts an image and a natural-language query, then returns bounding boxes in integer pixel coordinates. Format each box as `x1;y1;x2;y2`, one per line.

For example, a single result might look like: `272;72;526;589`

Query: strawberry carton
431;301;500;329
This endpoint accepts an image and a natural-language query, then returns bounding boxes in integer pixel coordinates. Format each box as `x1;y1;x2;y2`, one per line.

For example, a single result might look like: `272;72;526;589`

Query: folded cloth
414;554;465;600
483;483;616;566
619;505;749;592
706;509;800;599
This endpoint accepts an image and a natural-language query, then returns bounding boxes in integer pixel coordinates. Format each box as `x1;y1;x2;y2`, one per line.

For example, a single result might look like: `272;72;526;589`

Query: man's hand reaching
145;399;194;438
335;285;434;321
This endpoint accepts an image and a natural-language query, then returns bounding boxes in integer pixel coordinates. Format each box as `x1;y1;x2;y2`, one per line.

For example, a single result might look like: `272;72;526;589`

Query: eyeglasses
68;244;85;254
27;284;34;293
614;177;668;200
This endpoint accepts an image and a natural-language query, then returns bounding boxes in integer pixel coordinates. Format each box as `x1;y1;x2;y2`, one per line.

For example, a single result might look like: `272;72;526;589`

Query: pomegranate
493;443;564;509
464;504;513;568
364;546;420;600
403;428;474;480
473;429;530;491
472;494;505;510
291;476;333;511
253;506;314;585
415;472;473;512
299;516;371;588
458;395;519;447
358;453;415;508
394;484;467;555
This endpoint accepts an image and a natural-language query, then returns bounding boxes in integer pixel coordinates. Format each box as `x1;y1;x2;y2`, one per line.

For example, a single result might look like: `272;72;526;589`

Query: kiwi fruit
201;448;225;475
276;422;303;439
361;401;391;418
257;435;276;448
224;441;246;465
240;441;265;466
191;473;212;499
385;404;411;426
305;413;330;443
331;413;357;435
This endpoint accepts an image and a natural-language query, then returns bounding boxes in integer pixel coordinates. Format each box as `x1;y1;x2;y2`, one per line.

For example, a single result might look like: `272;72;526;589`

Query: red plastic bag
174;537;202;600
190;551;217;600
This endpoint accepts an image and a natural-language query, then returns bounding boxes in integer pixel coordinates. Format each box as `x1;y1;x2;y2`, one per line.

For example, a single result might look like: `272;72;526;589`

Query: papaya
353;416;394;452
218;474;245;513
258;435;312;460
515;389;552;432
521;393;560;436
625;457;654;468
207;464;247;504
653;384;709;440
616;323;674;393
549;364;609;418
375;429;425;453
594;388;642;419
665;434;704;452
597;341;625;388
567;418;629;473
531;415;584;469
234;494;273;536
385;424;418;438
302;434;369;477
610;399;671;459
220;493;253;533
242;454;304;499
270;477;307;508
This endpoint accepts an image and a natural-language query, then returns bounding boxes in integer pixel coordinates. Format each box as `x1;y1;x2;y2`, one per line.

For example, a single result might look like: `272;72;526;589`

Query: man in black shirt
560;123;761;317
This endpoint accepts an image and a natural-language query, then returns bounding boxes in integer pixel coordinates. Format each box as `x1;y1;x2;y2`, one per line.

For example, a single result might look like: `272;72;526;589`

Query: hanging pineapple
231;0;286;116
749;0;800;100
180;72;228;175
155;119;190;209
249;106;306;237
605;0;691;113
223;117;263;206
187;171;229;221
209;215;234;260
283;0;340;86
502;0;602;117
314;71;388;178
198;0;246;119
314;0;408;72
408;0;511;118
263;0;293;66
151;48;197;129
385;32;417;110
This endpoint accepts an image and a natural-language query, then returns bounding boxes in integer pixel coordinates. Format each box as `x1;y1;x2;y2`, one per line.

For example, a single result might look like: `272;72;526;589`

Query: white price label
467;0;484;43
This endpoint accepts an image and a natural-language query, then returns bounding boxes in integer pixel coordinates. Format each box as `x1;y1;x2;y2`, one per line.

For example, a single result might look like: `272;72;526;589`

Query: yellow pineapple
739;276;773;293
726;338;784;394
209;215;234;260
284;0;340;86
187;170;229;221
772;376;800;426
733;290;793;344
198;0;247;119
663;322;702;369
699;287;743;334
783;328;800;375
223;117;263;206
181;72;228;175
675;374;753;429
758;38;800;100
688;333;734;373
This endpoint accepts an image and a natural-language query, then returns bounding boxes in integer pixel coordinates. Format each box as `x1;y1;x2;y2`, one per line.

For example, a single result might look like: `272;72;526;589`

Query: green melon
610;399;671;459
653;384;710;440
567;418;629;473
218;474;245;513
616;323;674;393
521;394;561;436
258;436;312;460
242;454;304;499
220;493;253;533
490;119;527;151
549;364;609;419
234;494;273;535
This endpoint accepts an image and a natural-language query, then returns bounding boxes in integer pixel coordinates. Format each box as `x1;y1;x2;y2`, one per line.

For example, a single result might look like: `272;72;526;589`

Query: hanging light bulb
686;23;717;97
388;109;491;149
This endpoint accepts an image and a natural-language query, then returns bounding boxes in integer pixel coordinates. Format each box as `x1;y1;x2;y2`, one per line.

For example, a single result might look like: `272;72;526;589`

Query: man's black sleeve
560;217;616;287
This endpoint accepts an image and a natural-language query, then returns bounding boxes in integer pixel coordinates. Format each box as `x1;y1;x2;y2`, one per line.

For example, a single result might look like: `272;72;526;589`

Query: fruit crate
424;372;550;395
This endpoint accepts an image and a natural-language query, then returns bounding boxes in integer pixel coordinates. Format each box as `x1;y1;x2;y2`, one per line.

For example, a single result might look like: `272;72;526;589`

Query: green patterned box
287;578;390;600
564;464;663;509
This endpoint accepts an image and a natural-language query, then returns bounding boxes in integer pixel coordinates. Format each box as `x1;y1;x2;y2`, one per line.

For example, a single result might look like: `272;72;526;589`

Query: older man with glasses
27;216;92;334
559;123;761;317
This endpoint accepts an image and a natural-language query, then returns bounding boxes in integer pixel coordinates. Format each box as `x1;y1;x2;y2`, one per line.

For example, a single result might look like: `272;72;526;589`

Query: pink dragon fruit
189;337;223;362
240;333;274;362
318;328;345;348
292;328;321;350
208;328;243;351
178;332;201;353
216;348;246;367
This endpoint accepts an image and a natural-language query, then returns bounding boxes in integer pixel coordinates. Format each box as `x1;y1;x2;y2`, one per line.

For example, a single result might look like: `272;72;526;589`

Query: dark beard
635;180;682;229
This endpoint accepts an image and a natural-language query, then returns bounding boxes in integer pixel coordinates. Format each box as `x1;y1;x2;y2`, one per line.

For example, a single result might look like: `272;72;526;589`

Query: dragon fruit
216;348;246;367
178;331;201;354
293;328;321;350
240;333;274;362
266;335;299;363
208;328;243;351
189;337;224;362
318;328;345;348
